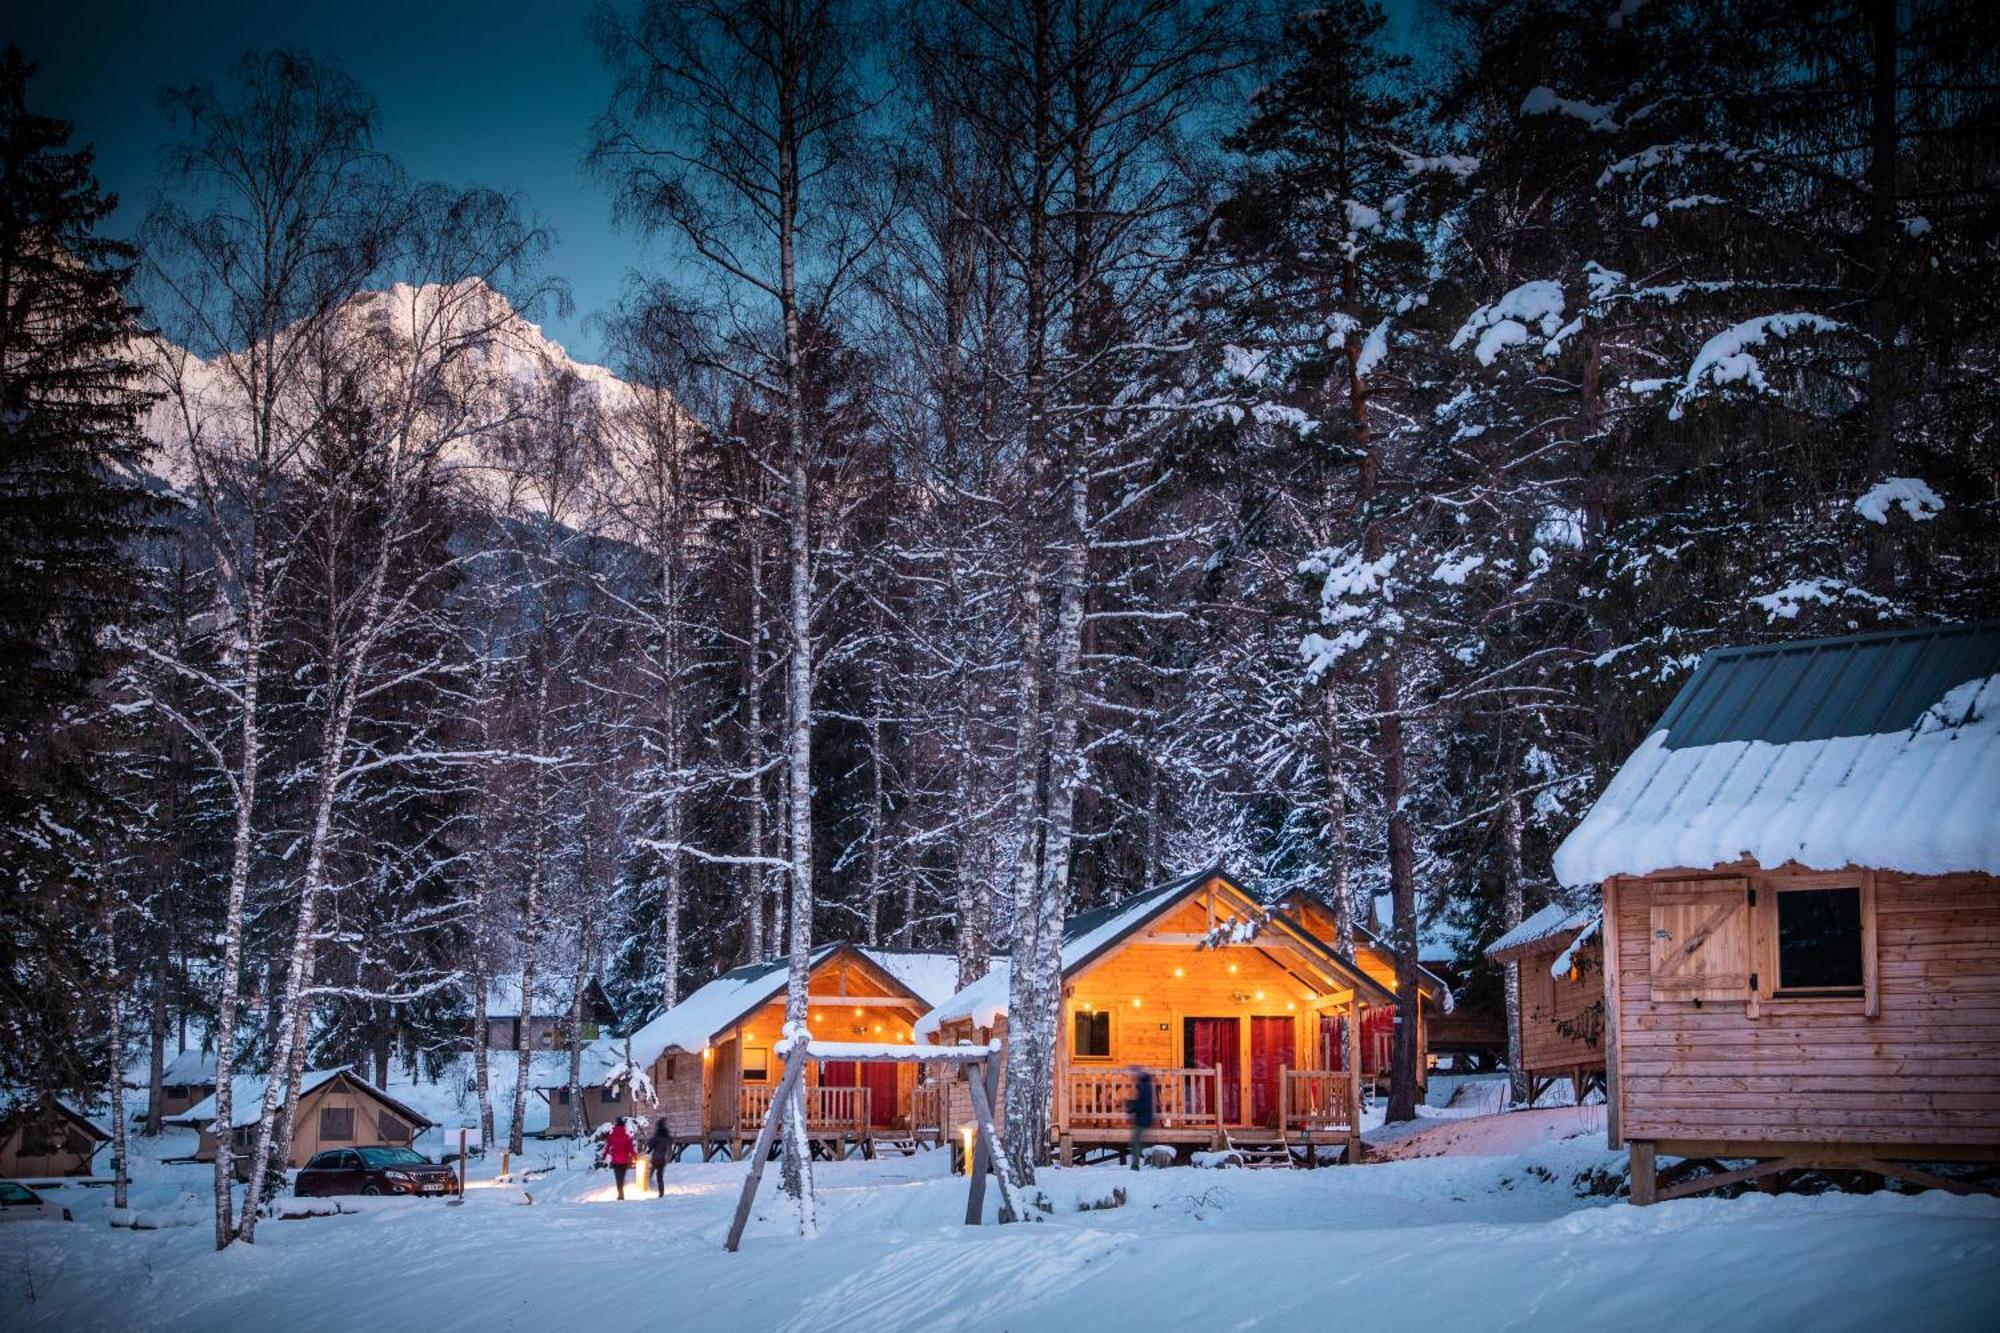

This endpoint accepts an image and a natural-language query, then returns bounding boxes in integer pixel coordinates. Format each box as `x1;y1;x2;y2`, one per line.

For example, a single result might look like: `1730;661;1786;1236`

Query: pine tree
0;45;151;1100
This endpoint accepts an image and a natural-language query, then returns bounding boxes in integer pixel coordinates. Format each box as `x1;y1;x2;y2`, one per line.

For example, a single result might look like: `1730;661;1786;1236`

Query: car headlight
384;1170;416;1184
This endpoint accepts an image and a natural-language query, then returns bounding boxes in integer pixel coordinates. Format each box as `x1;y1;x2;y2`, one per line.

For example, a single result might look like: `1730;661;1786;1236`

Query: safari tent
0;1096;109;1178
168;1068;435;1178
1555;622;2000;1203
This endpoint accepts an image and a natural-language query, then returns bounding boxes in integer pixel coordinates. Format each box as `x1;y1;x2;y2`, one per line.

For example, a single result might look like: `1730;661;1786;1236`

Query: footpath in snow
5;1114;1996;1332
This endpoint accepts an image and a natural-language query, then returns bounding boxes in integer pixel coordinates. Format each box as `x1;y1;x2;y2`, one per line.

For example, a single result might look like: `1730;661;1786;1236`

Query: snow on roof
476;970;596;1017
624;943;941;1071
522;1041;624;1089
170;1069;348;1130
916;867;1242;1041
1554;624;2000;887
161;1049;219;1086
857;949;961;1007
1486;902;1598;961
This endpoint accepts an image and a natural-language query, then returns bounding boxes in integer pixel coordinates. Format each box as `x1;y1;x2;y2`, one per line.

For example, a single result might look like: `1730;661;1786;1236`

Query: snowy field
5;1113;1997;1333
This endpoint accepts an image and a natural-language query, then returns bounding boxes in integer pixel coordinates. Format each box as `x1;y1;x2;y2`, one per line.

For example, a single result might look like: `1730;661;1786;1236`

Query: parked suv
294;1146;460;1197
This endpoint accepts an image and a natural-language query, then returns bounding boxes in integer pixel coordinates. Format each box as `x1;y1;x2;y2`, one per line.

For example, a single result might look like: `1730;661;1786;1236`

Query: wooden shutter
1648;879;1753;1002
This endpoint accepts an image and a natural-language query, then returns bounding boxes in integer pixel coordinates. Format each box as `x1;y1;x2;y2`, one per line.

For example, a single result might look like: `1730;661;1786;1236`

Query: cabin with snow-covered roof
1484;902;1605;1105
918;868;1404;1165
1555;622;2000;1204
596;944;957;1156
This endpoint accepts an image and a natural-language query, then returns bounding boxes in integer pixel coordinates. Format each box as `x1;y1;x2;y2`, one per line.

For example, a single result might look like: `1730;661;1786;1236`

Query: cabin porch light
1254;990;1266;1001
1227;963;1239;975
1130;997;1142;1008
1172;966;1186;978
853;1006;864;1017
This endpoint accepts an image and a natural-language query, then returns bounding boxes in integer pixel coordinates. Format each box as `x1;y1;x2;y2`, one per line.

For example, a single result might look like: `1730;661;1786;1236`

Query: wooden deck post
1629;1139;1657;1206
724;1037;809;1252
1345;996;1362;1165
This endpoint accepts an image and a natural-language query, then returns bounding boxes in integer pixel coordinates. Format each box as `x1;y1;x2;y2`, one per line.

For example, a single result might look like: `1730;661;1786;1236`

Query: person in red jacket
604;1117;636;1199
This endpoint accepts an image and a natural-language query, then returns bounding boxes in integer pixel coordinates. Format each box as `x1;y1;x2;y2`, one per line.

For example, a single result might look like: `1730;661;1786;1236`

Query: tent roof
168;1068;433;1132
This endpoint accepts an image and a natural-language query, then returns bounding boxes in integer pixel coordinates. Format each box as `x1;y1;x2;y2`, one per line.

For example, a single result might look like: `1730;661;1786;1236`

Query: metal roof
1553;621;2000;886
1655;621;2000;750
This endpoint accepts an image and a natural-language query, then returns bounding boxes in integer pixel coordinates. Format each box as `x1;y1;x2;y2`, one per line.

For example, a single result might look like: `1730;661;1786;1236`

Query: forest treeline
0;0;1994;1245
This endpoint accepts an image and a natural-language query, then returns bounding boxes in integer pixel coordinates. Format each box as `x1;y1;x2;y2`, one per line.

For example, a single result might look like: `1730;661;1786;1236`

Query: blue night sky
9;1;1446;366
7;0;642;362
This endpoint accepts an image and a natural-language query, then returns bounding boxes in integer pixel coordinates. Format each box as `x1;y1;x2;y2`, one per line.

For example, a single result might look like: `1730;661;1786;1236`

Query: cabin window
598;1087;622;1105
1073;1009;1112;1060
554;1087;571;1105
378;1112;411;1143
742;1046;770;1081
1774;886;1864;994
319;1106;355;1142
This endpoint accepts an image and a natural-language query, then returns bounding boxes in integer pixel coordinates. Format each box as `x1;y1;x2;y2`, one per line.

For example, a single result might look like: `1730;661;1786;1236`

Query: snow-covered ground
7;1111;1997;1332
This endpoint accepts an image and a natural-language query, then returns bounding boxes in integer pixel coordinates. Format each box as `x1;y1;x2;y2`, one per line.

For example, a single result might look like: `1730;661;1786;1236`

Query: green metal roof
1655;621;2000;751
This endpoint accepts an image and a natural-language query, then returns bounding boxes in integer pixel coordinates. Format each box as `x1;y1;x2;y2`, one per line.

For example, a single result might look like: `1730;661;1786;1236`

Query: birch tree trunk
1500;786;1527;1106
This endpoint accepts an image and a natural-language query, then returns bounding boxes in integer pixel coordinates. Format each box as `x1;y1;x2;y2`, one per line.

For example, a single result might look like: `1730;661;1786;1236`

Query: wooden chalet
919;868;1404;1165
1554;623;2000;1203
0;1096;109;1178
470;973;620;1052
1484;902;1605;1104
168;1068;434;1179
147;1048;220;1120
593;944;959;1157
1278;893;1465;1087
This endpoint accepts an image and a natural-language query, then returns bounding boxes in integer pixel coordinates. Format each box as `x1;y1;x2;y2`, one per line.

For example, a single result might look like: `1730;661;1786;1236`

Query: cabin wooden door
1250;1016;1293;1128
863;1062;898;1127
820;1061;899;1127
1183;1018;1241;1124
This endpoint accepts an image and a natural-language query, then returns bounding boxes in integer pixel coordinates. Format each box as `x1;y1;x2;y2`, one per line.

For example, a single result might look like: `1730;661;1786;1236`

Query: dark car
294;1146;460;1198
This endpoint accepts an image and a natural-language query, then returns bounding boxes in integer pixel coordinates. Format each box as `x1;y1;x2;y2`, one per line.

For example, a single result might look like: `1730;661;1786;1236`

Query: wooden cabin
1484;902;1605;1104
595;944;958;1157
168;1068;435;1179
920;868;1402;1165
1279;893;1462;1087
1554;623;2000;1203
470;973;620;1052
0;1096;109;1178
147;1049;220;1120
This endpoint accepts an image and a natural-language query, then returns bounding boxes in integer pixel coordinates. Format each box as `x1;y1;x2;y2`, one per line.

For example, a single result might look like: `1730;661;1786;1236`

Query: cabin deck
1054;1065;1360;1159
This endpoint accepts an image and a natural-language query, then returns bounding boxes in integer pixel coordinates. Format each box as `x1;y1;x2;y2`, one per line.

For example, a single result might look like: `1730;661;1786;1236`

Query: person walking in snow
1127;1068;1156;1171
646;1118;672;1198
605;1117;636;1199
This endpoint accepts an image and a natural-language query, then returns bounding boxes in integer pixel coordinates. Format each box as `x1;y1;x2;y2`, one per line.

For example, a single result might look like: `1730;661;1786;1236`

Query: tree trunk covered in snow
511;662;553;1158
1500;787;1527;1107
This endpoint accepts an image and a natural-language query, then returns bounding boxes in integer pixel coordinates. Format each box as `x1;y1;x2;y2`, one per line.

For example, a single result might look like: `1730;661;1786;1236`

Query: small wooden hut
919;868;1402;1165
1555;622;2000;1203
1278;893;1464;1086
168;1068;435;1178
148;1049;220;1120
1484;902;1605;1104
595;944;958;1157
0;1096;109;1178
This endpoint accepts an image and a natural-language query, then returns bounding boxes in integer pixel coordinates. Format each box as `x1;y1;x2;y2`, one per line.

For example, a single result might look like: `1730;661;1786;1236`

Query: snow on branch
1668;313;1846;420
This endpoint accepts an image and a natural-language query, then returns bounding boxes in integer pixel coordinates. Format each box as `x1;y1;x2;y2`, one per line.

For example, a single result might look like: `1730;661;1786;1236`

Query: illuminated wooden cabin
1484;902;1605;1104
601;944;958;1157
1555;623;2000;1203
1278;893;1462;1087
918;868;1401;1165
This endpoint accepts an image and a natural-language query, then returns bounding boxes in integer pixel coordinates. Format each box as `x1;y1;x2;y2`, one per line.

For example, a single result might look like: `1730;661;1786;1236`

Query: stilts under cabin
1484;903;1606;1105
1555;622;2000;1204
917;867;1415;1166
606;944;958;1160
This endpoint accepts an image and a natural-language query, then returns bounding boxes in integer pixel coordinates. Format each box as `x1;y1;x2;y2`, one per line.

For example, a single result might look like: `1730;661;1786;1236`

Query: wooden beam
801;996;917;1009
723;1039;808;1253
1601;877;1624;1148
1629;1139;1657;1205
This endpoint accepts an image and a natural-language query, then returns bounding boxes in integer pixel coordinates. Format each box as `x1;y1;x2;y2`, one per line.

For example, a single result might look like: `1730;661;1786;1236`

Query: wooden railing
909;1081;947;1139
738;1084;872;1132
1279;1069;1354;1132
1064;1067;1224;1130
